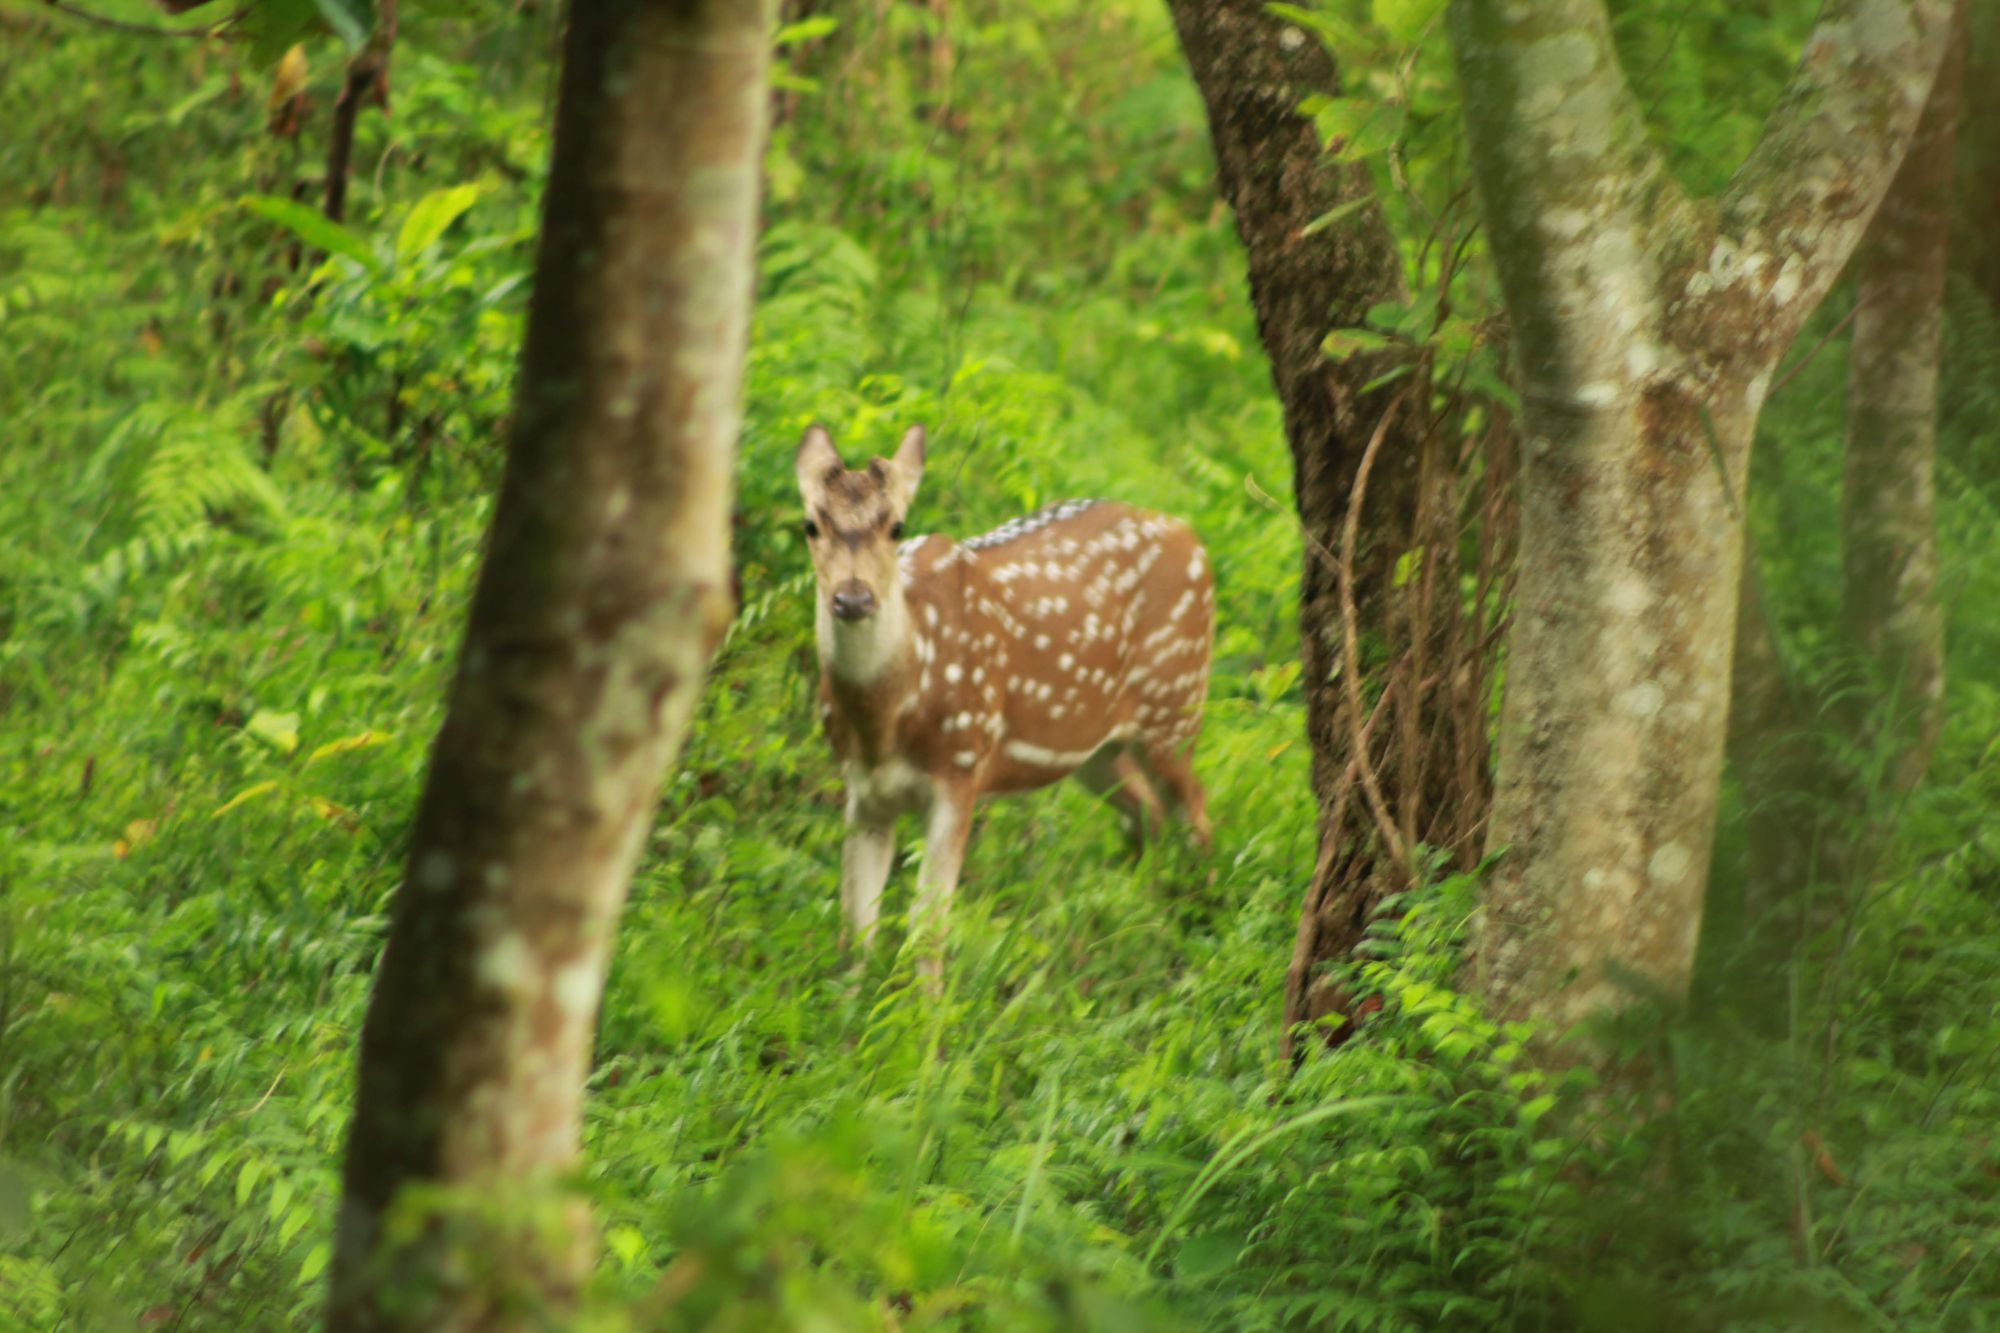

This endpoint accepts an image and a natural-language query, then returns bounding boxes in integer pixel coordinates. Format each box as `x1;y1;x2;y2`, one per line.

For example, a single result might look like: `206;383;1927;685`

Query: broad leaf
1372;0;1444;43
240;194;381;272
312;0;368;49
395;183;484;264
774;15;838;46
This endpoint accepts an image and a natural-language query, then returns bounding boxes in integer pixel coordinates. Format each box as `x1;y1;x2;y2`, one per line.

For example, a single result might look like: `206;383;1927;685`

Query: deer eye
803;519;820;540
890;521;905;540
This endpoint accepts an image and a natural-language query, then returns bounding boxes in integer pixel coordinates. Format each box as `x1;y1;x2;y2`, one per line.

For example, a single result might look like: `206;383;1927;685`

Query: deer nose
831;581;877;622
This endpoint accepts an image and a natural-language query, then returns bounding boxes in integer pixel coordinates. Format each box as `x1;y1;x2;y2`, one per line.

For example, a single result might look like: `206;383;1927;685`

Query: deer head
796;423;927;682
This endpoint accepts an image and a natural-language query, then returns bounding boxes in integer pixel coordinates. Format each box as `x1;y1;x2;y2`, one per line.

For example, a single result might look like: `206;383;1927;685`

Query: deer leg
1138;741;1212;849
841;819;896;956
910;787;974;987
1076;747;1166;852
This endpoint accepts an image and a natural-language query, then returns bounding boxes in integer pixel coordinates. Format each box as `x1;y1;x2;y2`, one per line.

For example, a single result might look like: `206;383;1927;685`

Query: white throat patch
819;587;910;685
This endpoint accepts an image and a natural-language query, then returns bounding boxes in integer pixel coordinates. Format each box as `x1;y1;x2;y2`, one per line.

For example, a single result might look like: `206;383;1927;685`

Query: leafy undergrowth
4;2;1999;1329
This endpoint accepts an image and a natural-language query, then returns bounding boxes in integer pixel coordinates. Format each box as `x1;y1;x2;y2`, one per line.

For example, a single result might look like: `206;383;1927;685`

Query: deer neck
818;581;914;691
818;581;923;770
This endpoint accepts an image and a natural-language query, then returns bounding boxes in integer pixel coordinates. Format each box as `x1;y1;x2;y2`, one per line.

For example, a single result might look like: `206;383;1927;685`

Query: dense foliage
2;1;1997;1328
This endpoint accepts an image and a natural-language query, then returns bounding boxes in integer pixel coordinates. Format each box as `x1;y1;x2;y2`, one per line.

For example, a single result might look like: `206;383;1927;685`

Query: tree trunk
1841;0;1961;795
1167;0;1480;1058
1964;4;2000;313
1727;555;1836;935
326;2;772;1328
1450;0;1951;1038
1728;0;1964;942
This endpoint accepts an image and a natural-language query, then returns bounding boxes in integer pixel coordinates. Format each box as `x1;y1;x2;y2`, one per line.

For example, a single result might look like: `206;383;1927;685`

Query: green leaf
1361;363;1415;394
1264;3;1366;50
239;0;319;65
1299;195;1377;238
1429;316;1478;357
769;68;822;94
213;780;282;818
298;1241;331;1286
1175;1231;1243;1281
395;184;484;264
1321;326;1392;361
774;15;838;45
245;710;301;756
1310;97;1405;160
279;1202;312;1247
606;1224;647;1267
235;1158;262;1207
240;195;381;272
313;0;367;49
305;730;388;766
1393;545;1424;589
1371;0;1444;43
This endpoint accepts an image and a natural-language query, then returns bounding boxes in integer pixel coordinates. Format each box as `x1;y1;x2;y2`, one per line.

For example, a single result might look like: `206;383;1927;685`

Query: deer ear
795;424;840;499
886;425;926;509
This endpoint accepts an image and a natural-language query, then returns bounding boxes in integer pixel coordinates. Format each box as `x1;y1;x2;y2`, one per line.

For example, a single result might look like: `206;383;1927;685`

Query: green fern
79;395;287;601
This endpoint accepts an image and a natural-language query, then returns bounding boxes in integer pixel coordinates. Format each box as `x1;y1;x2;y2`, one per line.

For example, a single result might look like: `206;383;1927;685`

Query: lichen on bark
326;2;774;1328
1168;0;1492;1057
1729;0;1963;933
1449;0;1952;1039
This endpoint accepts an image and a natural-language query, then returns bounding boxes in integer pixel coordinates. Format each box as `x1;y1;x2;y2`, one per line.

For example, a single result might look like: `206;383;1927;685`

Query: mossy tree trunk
1449;0;1951;1036
1731;0;1964;930
1841;0;1961;794
1166;0;1459;1056
326;2;773;1328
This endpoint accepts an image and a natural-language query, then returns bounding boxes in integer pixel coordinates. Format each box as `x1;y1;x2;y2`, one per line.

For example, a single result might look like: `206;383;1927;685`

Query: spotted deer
796;423;1214;973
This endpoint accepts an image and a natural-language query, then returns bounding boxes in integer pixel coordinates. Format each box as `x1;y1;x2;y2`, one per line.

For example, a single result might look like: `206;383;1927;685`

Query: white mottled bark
1450;0;1951;1034
328;2;773;1327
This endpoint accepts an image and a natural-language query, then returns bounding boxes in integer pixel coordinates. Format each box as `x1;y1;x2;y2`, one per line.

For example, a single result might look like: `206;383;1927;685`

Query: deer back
830;500;1212;795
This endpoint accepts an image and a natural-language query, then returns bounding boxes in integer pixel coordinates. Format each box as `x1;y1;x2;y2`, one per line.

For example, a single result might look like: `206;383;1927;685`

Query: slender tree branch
39;0;249;37
1336;381;1419;872
1723;0;1953;327
1768;302;1861;399
325;0;398;223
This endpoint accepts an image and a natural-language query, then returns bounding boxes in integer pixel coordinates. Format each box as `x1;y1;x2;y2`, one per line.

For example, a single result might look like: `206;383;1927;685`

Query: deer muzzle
830;580;877;622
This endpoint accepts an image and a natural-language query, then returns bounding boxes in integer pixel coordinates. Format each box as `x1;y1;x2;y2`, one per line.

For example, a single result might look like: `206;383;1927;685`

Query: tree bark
1450;0;1951;1037
324;0;398;224
1728;0;1964;936
326;2;772;1328
1841;0;1961;794
1728;0;1960;940
1964;4;2000;313
1167;0;1476;1057
1727;554;1833;931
